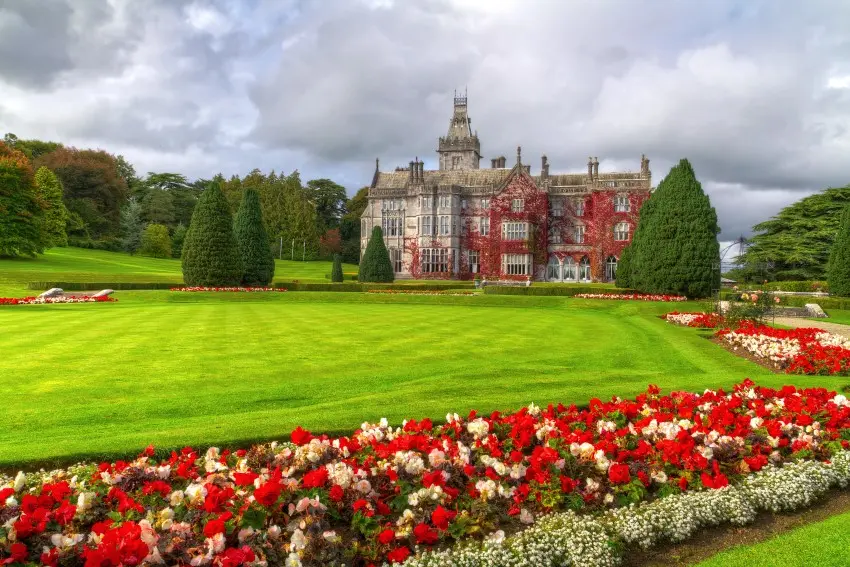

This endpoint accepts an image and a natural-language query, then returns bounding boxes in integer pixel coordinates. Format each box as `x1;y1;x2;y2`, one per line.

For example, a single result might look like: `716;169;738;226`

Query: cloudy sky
1;0;849;250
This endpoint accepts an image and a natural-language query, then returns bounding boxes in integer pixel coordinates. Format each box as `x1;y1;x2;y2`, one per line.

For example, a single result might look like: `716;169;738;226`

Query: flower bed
365;290;478;296
663;312;724;328
0;295;116;305
2;381;849;566
169;287;287;292
575;293;688;302
716;323;850;375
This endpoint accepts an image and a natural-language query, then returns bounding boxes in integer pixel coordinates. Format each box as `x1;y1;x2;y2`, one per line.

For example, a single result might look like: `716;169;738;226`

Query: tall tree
358;226;394;283
306;178;347;231
827;205;850;296
141;188;175;225
234;188;275;286
33;166;69;248
120;198;143;254
340;186;369;264
171;223;187;259
3;133;63;161
138;223;172;259
630;159;720;298
0;141;44;257
181;181;242;286
115;155;140;193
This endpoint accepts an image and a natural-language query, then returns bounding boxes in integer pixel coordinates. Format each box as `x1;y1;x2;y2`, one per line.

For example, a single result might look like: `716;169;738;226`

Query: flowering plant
170;287;287;292
717;322;850;375
0;295;116;305
663;312;724;328
365;290;478;296
1;381;849;566
575;293;688;302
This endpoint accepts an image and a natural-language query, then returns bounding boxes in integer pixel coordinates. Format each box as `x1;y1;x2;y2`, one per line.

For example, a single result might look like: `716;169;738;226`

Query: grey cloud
0;1;73;87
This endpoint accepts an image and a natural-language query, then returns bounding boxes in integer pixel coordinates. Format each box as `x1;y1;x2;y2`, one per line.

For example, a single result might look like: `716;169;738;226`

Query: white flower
238;528;255;542
169;490;185;506
467;418;490;439
184;483;207;505
323;530;341;543
290;528;307;551
408;493;420;506
486;530;505;544
519;508;534;524
285;553;302;567
5;496;17;508
267;525;281;539
13;472;25;492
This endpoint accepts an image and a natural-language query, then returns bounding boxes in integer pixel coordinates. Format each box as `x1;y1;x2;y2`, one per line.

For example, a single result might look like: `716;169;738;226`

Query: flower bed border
0;295;116;305
169;287;288;292
576;293;688;302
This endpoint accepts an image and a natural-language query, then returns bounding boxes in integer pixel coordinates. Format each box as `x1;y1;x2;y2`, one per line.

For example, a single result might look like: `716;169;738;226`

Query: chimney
587;157;593;178
491;158;497;169
418;160;425;182
592;157;599;179
499;156;506;168
409;161;415;183
641;154;650;175
541;155;549;179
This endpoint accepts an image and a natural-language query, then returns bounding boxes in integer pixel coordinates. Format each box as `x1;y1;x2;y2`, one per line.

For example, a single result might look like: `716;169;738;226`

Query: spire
437;90;481;170
516;146;522;166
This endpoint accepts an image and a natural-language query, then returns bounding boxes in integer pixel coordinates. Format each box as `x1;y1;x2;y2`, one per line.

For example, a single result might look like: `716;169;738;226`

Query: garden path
773;317;850;338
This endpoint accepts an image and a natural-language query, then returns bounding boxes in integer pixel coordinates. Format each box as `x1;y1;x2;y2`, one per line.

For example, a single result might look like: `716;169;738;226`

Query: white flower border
396;451;850;567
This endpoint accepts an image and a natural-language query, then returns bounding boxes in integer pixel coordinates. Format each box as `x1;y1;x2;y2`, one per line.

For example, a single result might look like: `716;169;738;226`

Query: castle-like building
361;94;653;281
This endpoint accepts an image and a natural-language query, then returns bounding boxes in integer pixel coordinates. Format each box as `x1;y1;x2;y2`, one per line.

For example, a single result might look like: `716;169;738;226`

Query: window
439;195;451;208
439;216;450;235
461;199;467;210
614;222;629;241
480;198;490;210
452;216;458;235
551;200;563;217
546;257;561;281
421;216;433;236
422;248;448;273
511;199;524;212
468;250;480;274
563;257;577;281
391;248;404;273
579;256;591;281
451;156;461;169
549;226;562;243
502;222;527;241
502;253;531;276
574;199;585;217
382;216;401;237
574;224;585;244
361;220;367;235
605;256;618;281
614;195;630;212
382;199;402;211
480;217;490;236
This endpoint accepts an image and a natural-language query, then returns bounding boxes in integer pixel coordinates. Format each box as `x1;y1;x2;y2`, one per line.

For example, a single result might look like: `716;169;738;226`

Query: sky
1;0;849;254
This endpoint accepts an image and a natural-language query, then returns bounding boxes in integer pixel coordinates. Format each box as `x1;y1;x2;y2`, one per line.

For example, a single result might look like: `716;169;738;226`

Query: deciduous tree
0;141;44;257
139;223;172;259
33;166;69;248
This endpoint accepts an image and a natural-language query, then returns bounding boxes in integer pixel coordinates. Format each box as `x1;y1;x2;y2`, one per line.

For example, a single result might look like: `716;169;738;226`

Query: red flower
386;547;411;563
142;480;172;498
290;426;313;445
413;523;439;545
204;518;227;538
377;528;395;545
40;548;59;567
329;485;344;502
53;500;77;526
431;505;457;530
233;472;259;487
253;481;282;507
302;467;329;489
4;543;27;564
560;476;578;493
608;463;631;484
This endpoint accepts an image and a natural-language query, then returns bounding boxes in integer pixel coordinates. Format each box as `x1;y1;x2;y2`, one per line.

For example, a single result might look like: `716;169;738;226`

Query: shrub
331;254;344;282
139;223;172;258
827;205;850;297
234;189;275;286
181;181;242;286
724;291;777;327
358;226;394;283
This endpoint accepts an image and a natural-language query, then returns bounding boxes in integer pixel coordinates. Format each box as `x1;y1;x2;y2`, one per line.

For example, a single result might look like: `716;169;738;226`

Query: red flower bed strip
576;293;688;302
170;287;287;292
1;381;849;565
663;312;724;328
0;296;116;305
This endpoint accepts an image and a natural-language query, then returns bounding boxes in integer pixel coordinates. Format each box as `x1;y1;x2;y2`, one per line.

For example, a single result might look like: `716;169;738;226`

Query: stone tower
437;90;481;171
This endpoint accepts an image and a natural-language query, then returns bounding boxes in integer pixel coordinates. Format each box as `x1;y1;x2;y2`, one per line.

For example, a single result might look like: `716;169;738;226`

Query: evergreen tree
120;198;144;254
358;226;394;282
0;141;44;257
827;204;850;296
181;181;242;286
171;223;187;259
234;188;275;286
33;166;69;248
331;254;344;282
629;159;720;298
615;245;633;289
139;223;172;258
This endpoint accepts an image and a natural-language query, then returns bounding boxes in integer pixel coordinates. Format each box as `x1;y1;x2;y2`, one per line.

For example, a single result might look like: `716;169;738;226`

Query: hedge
275;282;474;292
483;286;638;297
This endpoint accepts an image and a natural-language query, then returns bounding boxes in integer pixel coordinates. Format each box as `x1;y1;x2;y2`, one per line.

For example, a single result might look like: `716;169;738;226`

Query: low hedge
483;285;637;296
26;281;182;291
275;282;473;292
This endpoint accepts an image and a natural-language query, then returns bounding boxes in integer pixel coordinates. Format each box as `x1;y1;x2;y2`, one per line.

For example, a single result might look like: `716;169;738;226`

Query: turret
437;89;482;171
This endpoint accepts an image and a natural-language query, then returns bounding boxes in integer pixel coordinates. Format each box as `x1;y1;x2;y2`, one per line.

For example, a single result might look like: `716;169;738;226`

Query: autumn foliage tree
181;182;242;286
0;141;45;257
234;188;275;286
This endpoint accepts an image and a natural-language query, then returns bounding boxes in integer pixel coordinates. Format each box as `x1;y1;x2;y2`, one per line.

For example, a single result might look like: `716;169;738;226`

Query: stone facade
361;94;653;281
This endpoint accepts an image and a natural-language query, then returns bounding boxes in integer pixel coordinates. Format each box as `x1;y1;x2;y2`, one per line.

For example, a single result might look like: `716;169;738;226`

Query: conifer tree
120;198;143;254
234;188;275;286
827;204;850;296
181;181;242;286
615;245;633;289
171;223;187;259
331;254;344;282
358;226;394;282
0;141;44;257
33;167;68;248
629;159;720;298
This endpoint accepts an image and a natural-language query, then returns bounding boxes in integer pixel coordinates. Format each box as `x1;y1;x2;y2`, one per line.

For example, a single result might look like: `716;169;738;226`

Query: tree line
0;133;369;263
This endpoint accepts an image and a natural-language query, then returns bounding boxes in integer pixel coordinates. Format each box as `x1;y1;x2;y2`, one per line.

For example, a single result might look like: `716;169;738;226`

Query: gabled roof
372;168;514;189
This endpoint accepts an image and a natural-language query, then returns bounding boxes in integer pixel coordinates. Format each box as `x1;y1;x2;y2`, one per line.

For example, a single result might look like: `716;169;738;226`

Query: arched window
605;256;618;281
563;257;577;281
547;256;561;281
614;222;629;241
579;256;591;281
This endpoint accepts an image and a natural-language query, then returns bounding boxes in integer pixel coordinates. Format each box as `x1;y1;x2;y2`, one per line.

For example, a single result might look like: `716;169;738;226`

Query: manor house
361;94;653;281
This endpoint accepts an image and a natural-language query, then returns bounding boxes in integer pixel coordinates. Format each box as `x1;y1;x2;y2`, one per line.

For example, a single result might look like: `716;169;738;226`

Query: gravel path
772;317;850;338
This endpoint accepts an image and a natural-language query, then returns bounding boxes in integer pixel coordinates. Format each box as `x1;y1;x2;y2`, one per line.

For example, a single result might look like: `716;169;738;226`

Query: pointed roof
445;90;473;140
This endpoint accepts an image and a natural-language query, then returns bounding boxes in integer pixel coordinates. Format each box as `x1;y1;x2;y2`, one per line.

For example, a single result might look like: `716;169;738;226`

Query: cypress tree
120;198;144;254
234;188;275;286
827;204;850;296
33;167;68;248
615;245;633;289
0;141;44;257
629;159;720;298
358;226;394;282
181;181;242;286
331;253;344;282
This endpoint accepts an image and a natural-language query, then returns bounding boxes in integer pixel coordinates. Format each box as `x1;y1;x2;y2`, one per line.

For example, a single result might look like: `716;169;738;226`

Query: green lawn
3;290;846;470
813;309;850;326
693;510;850;567
0;247;359;295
